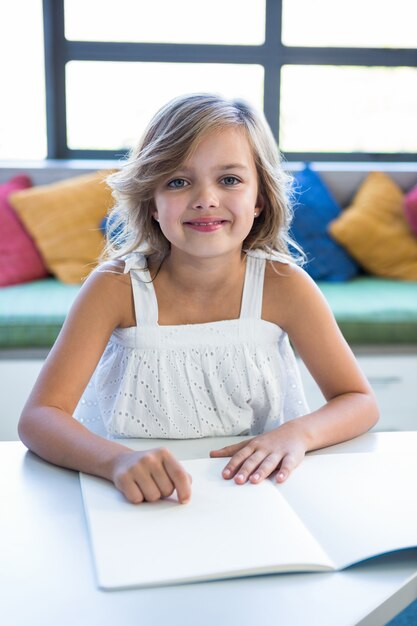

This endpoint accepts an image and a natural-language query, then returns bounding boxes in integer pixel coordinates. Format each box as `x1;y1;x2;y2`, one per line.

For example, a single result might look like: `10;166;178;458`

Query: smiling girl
19;93;379;505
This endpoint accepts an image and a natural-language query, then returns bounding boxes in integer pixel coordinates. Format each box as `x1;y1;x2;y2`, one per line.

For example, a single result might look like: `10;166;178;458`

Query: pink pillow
404;184;417;236
0;175;49;286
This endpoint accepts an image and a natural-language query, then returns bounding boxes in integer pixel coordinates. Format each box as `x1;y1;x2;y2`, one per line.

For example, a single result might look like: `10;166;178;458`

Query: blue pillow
100;214;125;244
290;165;359;281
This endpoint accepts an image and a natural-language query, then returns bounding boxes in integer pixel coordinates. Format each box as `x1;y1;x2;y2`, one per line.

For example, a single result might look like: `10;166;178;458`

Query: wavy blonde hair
102;93;302;264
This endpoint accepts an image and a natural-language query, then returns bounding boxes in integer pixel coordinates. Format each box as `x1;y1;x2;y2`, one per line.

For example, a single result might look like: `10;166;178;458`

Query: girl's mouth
184;219;229;232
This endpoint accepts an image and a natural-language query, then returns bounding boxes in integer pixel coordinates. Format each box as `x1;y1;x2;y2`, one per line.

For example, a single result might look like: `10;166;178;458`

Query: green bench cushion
0;279;80;348
1;277;417;348
317;277;417;344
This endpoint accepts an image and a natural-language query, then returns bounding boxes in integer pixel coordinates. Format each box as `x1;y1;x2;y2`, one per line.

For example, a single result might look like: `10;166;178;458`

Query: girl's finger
275;453;299;483
209;438;253;457
115;474;145;504
220;444;256;479
248;453;281;483
163;454;192;504
150;465;176;498
232;449;268;484
134;469;163;502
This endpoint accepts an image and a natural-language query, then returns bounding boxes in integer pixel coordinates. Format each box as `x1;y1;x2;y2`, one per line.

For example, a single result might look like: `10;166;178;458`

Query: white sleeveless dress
74;250;309;438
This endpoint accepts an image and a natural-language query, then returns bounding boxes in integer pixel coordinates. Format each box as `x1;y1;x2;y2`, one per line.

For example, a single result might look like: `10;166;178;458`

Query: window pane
280;65;417;153
0;0;46;159
282;0;417;48
66;62;264;150
65;0;265;45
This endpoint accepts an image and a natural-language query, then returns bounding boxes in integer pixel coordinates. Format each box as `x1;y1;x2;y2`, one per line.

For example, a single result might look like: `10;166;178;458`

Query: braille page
277;452;417;570
80;457;332;590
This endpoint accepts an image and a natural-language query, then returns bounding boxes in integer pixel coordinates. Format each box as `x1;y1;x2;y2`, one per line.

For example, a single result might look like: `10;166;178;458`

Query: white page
278;452;417;569
81;457;332;590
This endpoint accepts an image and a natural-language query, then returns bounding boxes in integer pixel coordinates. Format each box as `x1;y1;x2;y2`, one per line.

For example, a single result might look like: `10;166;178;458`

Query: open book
80;452;417;590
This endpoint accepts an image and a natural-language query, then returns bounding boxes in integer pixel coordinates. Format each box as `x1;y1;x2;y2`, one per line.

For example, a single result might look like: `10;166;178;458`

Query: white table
2;432;417;626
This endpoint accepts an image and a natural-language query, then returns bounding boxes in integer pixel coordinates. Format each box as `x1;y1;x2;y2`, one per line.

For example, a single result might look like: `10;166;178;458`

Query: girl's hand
111;447;192;505
209;422;308;485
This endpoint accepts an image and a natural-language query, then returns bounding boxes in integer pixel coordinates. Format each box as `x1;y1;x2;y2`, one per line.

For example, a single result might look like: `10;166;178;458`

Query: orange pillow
9;171;115;283
329;172;417;280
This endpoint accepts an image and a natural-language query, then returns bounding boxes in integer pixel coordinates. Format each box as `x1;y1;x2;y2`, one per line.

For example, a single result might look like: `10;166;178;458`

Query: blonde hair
102;92;302;264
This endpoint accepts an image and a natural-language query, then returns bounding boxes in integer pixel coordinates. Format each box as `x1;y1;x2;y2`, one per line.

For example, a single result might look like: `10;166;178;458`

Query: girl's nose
191;185;219;210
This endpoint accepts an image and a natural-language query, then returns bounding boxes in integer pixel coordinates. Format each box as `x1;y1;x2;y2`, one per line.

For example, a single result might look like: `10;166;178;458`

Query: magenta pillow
404;184;417;236
0;175;49;286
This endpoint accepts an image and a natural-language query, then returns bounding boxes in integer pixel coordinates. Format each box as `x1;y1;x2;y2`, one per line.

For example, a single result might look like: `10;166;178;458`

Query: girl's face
153;127;264;261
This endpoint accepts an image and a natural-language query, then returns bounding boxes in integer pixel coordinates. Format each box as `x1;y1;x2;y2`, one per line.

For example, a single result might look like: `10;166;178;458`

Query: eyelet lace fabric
74;250;309;438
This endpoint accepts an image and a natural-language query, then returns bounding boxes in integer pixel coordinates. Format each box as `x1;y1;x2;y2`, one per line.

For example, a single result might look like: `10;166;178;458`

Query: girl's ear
152;211;159;222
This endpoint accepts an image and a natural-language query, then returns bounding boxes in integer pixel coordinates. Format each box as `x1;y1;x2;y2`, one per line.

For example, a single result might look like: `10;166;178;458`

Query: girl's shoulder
246;247;306;293
262;256;325;331
263;257;310;298
95;257;128;275
91;258;131;288
77;259;136;328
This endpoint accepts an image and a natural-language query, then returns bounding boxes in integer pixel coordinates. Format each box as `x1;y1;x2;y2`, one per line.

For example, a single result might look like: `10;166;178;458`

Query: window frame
43;0;417;161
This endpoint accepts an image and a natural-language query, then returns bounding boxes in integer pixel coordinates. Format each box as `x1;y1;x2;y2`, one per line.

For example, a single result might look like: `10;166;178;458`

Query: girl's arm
211;264;379;484
278;264;379;449
18;265;191;504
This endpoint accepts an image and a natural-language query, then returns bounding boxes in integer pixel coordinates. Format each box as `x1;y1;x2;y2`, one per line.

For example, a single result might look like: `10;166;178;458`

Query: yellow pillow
9;170;115;283
329;172;417;280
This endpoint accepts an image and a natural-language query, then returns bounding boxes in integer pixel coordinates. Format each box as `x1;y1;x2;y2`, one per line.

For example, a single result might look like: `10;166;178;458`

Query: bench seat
1;276;417;349
0;279;79;349
317;277;417;345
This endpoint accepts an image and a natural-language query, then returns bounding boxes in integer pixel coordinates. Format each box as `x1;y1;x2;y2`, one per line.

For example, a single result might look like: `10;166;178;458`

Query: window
280;0;417;160
280;65;417;154
4;0;417;161
64;0;265;45
66;61;264;151
0;0;46;160
282;0;417;48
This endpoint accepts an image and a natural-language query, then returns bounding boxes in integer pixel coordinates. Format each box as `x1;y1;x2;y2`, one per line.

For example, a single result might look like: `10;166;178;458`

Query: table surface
2;432;417;626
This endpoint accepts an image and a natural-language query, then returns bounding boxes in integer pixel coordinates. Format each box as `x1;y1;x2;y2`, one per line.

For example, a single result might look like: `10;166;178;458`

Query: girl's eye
222;176;240;186
167;178;188;189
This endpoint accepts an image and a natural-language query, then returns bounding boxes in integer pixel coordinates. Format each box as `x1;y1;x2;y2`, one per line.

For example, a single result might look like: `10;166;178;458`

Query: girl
18;93;379;505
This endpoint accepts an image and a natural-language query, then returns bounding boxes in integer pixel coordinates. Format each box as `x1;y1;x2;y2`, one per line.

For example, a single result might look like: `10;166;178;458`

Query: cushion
0;175;49;286
0;278;80;348
9;171;115;283
100;214;124;243
317;277;417;344
404;183;417;236
290;165;359;281
329;172;417;280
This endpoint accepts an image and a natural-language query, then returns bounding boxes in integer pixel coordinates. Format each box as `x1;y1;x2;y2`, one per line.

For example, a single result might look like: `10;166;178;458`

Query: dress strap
240;254;266;319
123;252;159;326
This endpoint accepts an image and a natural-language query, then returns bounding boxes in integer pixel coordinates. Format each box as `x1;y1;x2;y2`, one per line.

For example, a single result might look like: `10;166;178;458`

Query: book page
277;452;417;569
81;457;333;590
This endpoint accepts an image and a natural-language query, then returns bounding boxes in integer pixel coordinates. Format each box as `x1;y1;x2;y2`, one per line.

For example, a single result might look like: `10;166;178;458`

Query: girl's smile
183;217;230;232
